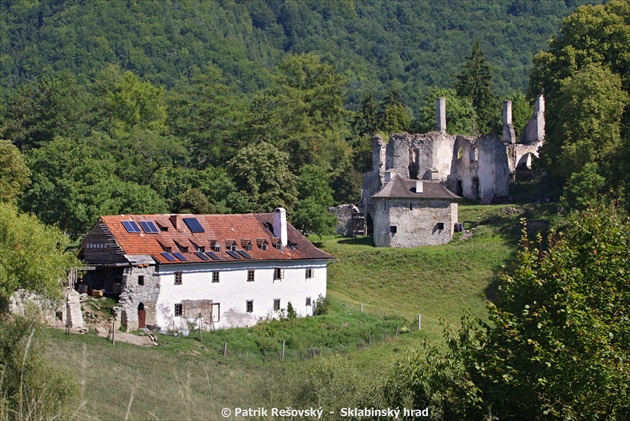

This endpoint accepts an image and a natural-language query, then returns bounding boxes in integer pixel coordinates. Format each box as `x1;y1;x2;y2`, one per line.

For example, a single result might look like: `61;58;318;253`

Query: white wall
155;260;328;330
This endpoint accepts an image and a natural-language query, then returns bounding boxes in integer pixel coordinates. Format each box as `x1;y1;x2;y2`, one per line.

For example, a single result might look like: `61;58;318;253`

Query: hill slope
0;0;602;109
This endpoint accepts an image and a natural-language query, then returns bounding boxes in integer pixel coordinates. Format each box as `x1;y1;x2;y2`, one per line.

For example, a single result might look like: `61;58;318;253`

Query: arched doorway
138;303;146;329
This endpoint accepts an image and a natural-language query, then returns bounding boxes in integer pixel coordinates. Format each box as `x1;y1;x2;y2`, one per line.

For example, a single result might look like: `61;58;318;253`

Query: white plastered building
79;208;332;331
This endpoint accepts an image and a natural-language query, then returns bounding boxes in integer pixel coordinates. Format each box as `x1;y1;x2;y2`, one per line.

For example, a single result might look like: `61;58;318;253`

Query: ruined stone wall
362;131;509;207
119;265;160;330
328;204;354;236
373;198;457;247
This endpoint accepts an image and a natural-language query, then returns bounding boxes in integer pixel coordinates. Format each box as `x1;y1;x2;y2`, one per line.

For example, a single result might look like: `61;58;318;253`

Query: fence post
361;303;364;312
418;314;421;331
223;342;227;357
112;322;116;346
281;341;285;361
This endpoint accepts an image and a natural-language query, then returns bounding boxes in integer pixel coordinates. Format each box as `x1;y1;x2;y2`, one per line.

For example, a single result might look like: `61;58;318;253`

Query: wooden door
138;303;146;329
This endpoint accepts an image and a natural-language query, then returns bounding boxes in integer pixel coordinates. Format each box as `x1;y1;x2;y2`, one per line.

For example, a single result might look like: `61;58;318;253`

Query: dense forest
0;0;608;238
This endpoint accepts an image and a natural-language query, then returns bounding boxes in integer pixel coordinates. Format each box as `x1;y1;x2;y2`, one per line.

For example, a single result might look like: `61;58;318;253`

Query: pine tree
455;40;499;135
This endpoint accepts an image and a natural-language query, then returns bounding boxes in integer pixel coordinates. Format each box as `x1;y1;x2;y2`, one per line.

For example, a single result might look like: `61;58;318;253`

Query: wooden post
396;326;400;335
281;341;285;361
360;303;364;312
223;342;227;357
418;314;421;331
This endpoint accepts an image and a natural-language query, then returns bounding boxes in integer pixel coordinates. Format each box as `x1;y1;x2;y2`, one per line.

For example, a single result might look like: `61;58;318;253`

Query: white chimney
274;208;287;247
416;180;423;194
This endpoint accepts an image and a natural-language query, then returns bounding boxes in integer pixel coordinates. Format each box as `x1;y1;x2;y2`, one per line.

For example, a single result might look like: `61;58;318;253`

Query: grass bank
43;203;562;419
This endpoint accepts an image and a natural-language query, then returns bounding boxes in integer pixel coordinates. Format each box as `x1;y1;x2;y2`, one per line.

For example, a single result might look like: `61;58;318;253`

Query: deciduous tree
0;139;30;203
226;142;298;213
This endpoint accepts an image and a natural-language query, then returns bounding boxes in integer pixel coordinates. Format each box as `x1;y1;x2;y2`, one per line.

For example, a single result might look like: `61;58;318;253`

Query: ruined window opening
247;270;255;282
212;272;219;283
306;269;314;279
273;268;284;280
138;275;145;286
306;297;312;306
174;272;182;285
437;223;444;230
409;203;413;211
470;147;479;162
390;226;397;234
246;300;254;313
457;147;464;160
273;299;281;311
174;303;183;316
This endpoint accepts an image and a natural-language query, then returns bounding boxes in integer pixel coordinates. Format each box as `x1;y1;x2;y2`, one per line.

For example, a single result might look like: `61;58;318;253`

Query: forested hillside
0;0;608;238
0;0;599;109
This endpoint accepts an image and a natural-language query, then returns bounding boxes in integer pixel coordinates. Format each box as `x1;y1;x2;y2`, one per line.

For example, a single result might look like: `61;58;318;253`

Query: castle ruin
361;96;545;218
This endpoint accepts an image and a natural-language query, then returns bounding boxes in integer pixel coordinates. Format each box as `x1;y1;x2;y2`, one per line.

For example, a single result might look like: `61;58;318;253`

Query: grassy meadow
43;202;563;420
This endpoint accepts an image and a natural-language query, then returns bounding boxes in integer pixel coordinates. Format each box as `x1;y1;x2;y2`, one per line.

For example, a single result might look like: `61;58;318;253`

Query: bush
0;315;79;419
313;294;330;316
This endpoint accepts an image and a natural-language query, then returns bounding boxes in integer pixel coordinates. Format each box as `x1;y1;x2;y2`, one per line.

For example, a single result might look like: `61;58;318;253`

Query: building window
306;269;314;279
212;272;219;283
261;243;268;251
273;268;284;280
437;222;444;230
174;272;183;285
273;299;281;311
174;303;182;316
245;243;252;251
247;270;255;282
246;300;254;313
390;226;397;234
306;297;312;306
230;243;237;251
138;275;145;286
214;244;221;252
275;243;282;250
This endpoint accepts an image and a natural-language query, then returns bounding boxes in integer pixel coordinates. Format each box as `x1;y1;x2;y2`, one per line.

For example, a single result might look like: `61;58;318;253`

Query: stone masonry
361;96;545;214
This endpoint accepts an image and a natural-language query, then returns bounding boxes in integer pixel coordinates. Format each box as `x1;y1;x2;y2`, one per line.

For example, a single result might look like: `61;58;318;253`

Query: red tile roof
94;213;333;265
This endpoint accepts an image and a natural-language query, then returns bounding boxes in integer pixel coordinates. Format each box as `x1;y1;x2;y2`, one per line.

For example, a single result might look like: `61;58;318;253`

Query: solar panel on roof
172;252;188;261
194;251;210;260
226;250;241;259
237;250;252;259
205;252;220;260
139;221;158;234
182;217;205;233
161;252;176;261
122;220;141;233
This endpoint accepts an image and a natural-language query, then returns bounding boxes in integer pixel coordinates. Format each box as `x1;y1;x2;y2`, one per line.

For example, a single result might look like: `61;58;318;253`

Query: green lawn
43;203;560;420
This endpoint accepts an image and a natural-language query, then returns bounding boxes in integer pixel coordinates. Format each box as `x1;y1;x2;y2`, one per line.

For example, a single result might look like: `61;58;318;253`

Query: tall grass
40;204;562;419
